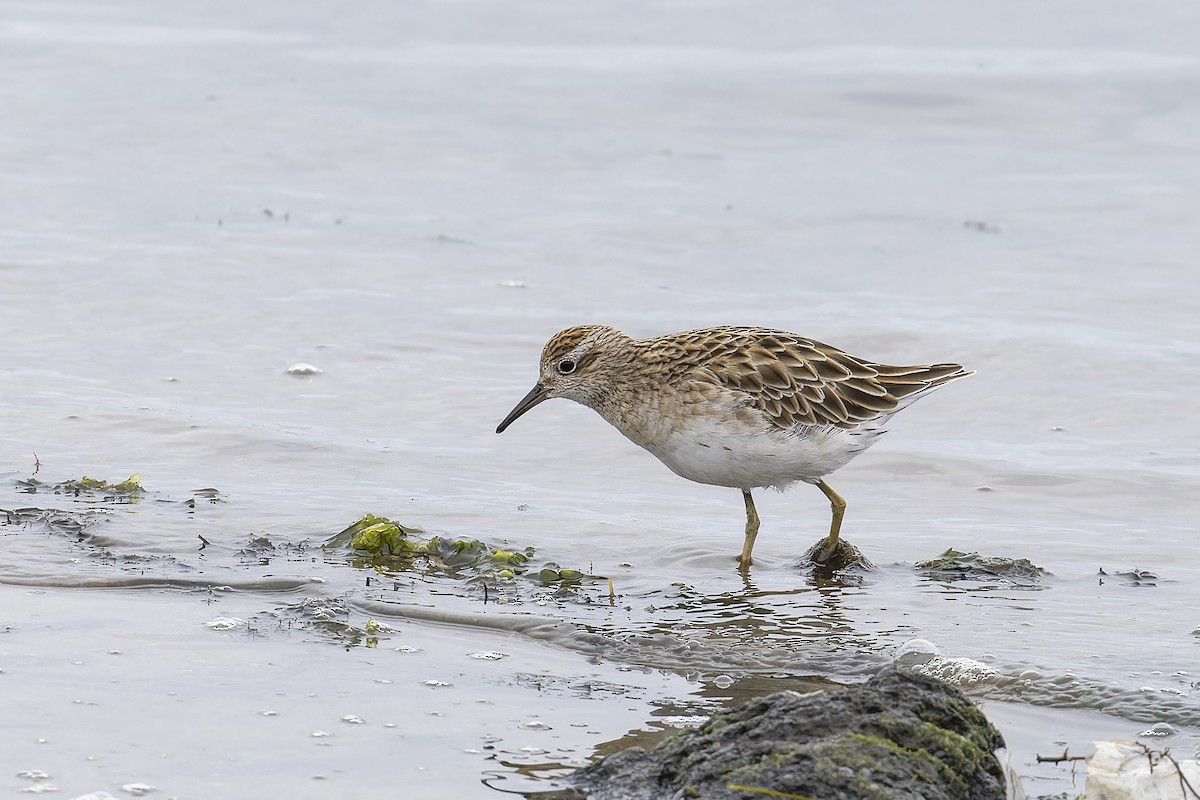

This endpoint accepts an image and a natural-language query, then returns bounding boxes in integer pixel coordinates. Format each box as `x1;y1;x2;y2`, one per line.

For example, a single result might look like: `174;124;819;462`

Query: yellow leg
739;490;760;567
816;479;847;544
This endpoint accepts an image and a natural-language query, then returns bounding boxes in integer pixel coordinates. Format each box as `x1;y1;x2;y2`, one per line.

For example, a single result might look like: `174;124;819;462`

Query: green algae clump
323;514;602;594
16;473;145;504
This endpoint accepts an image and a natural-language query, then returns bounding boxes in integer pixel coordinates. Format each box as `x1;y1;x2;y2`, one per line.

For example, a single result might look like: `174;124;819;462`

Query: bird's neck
588;341;674;448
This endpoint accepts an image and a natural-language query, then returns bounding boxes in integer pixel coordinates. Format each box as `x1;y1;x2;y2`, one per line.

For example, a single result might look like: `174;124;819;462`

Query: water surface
3;1;1200;797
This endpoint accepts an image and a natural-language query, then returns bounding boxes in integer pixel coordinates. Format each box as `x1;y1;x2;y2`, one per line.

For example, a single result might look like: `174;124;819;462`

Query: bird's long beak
496;383;550;433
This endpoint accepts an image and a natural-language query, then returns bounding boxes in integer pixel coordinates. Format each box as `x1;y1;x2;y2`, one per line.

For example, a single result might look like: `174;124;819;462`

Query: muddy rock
571;667;1005;800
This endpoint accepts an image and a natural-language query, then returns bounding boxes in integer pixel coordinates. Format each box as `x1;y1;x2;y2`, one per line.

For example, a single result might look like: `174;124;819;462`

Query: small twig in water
1036;749;1087;764
198;534;210;550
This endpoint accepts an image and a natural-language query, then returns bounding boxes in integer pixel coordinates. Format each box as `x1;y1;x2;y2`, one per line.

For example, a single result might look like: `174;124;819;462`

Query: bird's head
496;325;629;433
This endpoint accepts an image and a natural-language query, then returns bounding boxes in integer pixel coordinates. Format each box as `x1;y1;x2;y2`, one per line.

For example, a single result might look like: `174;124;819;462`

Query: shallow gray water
3;1;1200;797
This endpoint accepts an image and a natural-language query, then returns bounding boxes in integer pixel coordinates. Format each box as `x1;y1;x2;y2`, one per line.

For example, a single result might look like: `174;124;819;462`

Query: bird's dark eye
557;359;577;374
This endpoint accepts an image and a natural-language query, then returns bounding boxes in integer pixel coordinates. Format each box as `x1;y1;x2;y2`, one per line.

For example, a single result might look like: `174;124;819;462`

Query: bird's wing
682;329;969;430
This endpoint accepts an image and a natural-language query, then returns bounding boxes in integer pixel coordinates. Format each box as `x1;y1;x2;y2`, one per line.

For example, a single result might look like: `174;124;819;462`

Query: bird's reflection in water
580;563;905;678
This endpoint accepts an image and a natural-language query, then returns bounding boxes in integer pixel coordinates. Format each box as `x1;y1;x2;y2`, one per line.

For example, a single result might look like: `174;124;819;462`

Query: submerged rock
570;667;1005;800
802;535;875;572
916;549;1047;585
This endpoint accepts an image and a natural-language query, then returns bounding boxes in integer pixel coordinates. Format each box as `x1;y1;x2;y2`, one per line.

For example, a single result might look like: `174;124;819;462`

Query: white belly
642;415;886;491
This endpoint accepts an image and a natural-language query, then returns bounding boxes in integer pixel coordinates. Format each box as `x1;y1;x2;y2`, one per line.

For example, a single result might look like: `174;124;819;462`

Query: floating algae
15;473;145;504
323;514;604;596
325;514;529;571
0;505;108;535
260;597;392;648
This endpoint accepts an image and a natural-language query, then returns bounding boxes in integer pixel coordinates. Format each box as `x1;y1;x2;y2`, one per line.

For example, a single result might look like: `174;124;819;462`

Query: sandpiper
496;325;972;567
